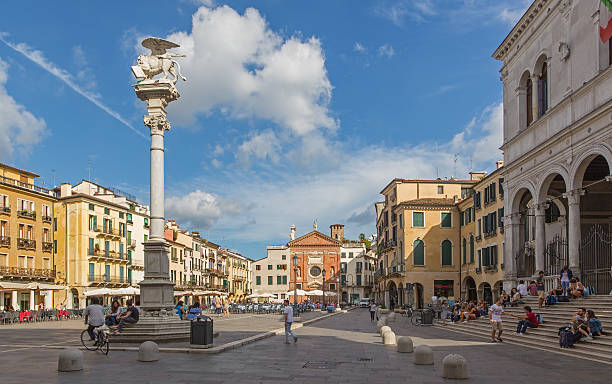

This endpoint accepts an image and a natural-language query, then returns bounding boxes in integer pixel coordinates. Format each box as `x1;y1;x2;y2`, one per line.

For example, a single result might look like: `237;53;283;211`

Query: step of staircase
439;295;612;365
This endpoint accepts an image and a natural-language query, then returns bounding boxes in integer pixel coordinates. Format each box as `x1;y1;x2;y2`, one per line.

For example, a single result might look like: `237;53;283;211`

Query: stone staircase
439;295;612;365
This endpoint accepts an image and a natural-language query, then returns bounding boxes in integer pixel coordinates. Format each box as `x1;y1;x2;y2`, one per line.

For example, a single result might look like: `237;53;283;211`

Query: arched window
469;235;474;263
538;62;548;117
413;239;424;266
462;238;467;265
441;240;452;266
526;76;533;126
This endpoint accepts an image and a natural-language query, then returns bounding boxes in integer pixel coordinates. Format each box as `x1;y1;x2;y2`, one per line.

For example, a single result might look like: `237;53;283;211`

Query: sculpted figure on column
131;37;187;84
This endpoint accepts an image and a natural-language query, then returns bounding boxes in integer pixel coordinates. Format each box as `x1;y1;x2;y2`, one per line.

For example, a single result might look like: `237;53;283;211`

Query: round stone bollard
396;336;414;353
413;345;434;365
442;354;469;379
138;341;159;362
58;348;83;372
383;330;397;346
380;325;391;337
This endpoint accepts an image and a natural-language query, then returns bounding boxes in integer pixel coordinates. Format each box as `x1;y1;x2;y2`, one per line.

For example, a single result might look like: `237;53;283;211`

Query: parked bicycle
81;324;110;355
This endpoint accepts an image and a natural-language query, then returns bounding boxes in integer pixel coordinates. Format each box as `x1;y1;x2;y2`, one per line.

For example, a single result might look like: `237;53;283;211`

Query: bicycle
81;324;110;355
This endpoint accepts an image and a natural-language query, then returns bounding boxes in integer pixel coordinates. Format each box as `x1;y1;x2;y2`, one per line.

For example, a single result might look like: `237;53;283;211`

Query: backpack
536;314;543;324
558;295;570;302
558;326;574;348
545;296;555;306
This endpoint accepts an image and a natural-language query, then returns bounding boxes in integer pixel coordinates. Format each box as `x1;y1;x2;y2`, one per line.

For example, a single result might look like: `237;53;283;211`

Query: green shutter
256;276;261;285
441;212;451;228
413;212;424;227
268;276;273;285
88;263;95;281
462;239;466;264
277;275;282;284
441;240;452;265
469;236;474;263
413;240;424;265
283;276;287;284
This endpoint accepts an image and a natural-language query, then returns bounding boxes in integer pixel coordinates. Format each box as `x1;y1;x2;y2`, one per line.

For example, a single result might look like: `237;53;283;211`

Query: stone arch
509;181;537;214
536;166;570;203
463;276;477;302
532;52;549;77
478;282;493;305
570;145;612;190
518;70;533;129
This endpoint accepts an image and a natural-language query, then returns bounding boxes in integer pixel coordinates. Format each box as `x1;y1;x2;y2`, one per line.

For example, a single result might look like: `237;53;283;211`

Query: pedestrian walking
283;299;298;344
488;297;504;343
369;300;376;322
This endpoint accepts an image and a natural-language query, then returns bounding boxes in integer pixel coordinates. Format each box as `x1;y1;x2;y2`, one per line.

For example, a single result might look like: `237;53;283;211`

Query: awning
84;288;112;296
26;283;68;290
0;282;30;290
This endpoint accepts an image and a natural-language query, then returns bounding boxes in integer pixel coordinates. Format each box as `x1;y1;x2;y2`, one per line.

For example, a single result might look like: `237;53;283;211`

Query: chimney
330;224;344;241
290;224;296;241
60;183;72;197
496;160;504;169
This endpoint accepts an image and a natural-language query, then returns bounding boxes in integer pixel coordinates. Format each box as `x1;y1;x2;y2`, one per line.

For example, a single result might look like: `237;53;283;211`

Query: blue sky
0;0;529;259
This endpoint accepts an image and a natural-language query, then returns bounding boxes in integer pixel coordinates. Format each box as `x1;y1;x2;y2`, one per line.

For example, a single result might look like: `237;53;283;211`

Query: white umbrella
246;293;260;299
258;293;276;298
285;289;307;296
305;290;323;296
85;288;111;296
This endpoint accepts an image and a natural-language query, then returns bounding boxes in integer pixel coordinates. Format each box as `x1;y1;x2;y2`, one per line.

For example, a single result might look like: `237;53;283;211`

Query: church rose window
310;266;321;277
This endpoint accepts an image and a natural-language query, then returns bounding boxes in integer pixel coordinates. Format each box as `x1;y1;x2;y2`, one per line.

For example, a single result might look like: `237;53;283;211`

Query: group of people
487;297;541;342
175;299;231;319
517;267;588;309
83;297;139;340
570;307;605;342
439;300;488;325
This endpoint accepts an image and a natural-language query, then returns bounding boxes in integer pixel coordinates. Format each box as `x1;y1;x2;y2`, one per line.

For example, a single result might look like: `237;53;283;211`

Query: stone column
30;290;35;310
531;74;539;121
503;212;521;291
534;202;547;275
134;81;178;315
11;290;17;310
564;189;584;276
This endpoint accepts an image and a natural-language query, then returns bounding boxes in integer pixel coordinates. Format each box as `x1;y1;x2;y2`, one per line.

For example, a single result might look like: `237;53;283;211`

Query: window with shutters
498;208;504;227
256;276;261;285
413;239;424;266
526;76;533;126
459;211;464;227
412;212;424;227
469;235;474;263
399;214;403;229
441;212;451;228
282;275;287;284
538;62;548;117
462;238;467;265
88;263;95;281
441;240;452;266
267;276;273;285
277;275;282;284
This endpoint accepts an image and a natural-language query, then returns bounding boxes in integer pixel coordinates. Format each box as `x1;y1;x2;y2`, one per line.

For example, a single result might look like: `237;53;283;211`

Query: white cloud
353;42;366;53
211;158;222;168
374;0;436;25
236;130;281;166
0;58;47;160
168;103;503;243
72;45;97;91
0;33;145;138
212;144;224;156
165;6;337;140
378;44;395;58
498;7;526;26
166;189;246;230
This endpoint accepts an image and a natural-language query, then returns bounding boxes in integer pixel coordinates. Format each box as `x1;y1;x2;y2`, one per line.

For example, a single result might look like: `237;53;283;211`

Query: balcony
100;227;121;238
42;242;53;253
87;248;130;263
88;274;129;285
0;206;10;215
0;266;55;280
42;215;53;224
17;238;36;250
0;236;9;248
0;175;56;197
17;210;36;220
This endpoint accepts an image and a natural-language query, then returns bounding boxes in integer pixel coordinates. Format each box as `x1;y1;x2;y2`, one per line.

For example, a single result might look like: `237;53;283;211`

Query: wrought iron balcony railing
17;238;36;250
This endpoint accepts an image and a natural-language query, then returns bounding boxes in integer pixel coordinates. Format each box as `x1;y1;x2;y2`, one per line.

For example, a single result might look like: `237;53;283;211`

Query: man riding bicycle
84;297;105;343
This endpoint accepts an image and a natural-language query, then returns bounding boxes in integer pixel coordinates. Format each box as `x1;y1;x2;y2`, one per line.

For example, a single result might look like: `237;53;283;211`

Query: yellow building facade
0;163;58;310
54;183;131;308
375;166;506;308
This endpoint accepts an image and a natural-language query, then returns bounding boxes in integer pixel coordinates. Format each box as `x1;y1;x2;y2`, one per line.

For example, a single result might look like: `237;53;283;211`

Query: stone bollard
383;330;397;346
413;345;434;365
58;348;83;372
396;336;414;353
380;325;391;337
138;341;159;362
442;354;469;379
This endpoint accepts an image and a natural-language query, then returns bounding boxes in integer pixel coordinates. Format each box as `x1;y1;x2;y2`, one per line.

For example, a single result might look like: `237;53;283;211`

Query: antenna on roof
469;157;473;173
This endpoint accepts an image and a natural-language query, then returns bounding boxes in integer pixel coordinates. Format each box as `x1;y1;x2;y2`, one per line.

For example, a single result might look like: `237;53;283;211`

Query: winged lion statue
131;37;187;84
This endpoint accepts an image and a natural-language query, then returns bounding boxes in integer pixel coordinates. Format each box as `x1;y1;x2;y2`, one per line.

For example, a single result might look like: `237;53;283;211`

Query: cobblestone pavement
0;308;609;383
0;310;327;349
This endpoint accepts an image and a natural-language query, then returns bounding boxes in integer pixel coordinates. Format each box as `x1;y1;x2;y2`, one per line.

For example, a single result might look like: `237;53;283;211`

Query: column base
110;311;190;343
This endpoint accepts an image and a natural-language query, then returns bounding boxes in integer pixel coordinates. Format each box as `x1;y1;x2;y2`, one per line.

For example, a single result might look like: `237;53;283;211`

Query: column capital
562;189;585;205
534;202;549;214
144;114;171;132
505;211;522;225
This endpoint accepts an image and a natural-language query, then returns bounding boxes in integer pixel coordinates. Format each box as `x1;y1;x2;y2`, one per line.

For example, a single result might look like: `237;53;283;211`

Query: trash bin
422;310;434;325
190;316;213;349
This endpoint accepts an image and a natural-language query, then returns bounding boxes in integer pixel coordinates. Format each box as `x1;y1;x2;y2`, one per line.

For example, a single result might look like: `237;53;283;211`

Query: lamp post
322;268;326;311
293;255;299;318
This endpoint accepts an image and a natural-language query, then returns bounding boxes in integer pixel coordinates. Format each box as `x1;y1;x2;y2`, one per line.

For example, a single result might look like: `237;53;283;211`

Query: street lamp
322;268;326;311
293;255;299;318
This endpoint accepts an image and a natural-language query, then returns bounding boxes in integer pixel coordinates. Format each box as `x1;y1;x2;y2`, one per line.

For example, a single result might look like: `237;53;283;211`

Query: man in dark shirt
113;299;139;334
535;271;545;308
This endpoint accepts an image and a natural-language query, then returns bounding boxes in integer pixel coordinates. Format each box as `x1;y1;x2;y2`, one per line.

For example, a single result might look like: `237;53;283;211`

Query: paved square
0;308;610;383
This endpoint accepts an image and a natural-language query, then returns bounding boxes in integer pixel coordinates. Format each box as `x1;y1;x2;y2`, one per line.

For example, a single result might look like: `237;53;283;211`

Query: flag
601;17;612;43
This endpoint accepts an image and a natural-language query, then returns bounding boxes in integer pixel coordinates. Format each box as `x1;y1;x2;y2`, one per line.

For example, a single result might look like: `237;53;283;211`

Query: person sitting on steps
509;305;538;335
587;310;605;338
568;278;585;299
571;307;591;341
113;299;139;335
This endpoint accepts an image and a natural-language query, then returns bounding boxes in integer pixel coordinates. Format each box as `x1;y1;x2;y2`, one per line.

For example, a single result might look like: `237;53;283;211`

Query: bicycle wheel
101;338;109;355
80;329;97;351
411;313;422;326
